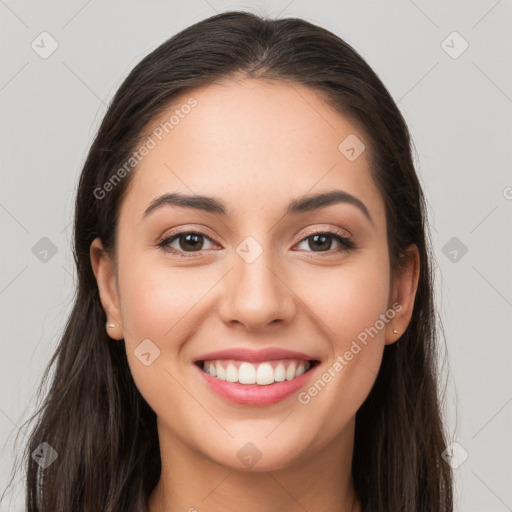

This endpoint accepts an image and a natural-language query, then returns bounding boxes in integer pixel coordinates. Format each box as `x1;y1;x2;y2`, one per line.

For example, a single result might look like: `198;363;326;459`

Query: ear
90;237;123;340
385;244;420;345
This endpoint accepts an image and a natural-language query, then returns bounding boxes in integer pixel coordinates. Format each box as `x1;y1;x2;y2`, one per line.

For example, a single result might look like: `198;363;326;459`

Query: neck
148;418;361;512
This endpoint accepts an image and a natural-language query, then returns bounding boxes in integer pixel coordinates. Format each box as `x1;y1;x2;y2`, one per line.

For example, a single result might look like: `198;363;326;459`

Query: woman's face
91;78;418;471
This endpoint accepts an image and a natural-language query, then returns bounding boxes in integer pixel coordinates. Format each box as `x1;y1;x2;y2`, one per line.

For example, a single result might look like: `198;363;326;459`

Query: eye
157;231;217;256
294;229;356;254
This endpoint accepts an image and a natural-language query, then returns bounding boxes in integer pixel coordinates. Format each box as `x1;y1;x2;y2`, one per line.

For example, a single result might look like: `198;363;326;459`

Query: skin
90;78;420;512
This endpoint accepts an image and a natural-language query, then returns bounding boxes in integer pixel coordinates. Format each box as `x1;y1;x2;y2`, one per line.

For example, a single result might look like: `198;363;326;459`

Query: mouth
195;358;320;386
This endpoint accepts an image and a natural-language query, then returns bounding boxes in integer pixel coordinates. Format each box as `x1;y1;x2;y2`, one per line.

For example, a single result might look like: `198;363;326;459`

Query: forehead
120;78;385;227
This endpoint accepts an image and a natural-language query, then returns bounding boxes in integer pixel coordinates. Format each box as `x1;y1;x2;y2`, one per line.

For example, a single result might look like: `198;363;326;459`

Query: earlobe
385;244;420;345
89;237;123;340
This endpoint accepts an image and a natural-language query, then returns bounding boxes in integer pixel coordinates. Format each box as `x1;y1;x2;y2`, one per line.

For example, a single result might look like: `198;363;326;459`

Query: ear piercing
393;329;398;334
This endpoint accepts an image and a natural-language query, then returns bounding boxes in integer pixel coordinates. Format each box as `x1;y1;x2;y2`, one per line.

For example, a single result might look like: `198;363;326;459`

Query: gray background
1;1;511;510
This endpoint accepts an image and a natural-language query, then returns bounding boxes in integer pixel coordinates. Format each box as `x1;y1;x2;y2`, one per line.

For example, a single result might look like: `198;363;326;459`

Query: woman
16;10;453;511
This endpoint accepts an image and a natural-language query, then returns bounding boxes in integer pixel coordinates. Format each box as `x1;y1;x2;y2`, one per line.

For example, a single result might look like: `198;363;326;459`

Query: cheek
297;253;391;348
117;252;200;340
116;255;199;421
115;252;216;398
294;251;391;412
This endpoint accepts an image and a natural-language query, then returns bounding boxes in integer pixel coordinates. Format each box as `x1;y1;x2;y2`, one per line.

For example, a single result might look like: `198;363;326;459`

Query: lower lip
194;362;318;406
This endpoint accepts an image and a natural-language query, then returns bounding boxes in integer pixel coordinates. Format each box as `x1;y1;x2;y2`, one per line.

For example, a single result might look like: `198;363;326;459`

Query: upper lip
193;347;319;364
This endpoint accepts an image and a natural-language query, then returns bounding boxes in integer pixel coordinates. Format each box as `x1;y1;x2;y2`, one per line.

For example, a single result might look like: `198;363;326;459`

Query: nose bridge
221;235;295;331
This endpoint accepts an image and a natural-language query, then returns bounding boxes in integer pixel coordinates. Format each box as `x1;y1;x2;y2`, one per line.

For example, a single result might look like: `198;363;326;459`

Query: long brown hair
4;10;453;511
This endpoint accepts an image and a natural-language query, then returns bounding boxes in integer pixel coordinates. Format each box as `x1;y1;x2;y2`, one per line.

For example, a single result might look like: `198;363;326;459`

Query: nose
218;249;296;332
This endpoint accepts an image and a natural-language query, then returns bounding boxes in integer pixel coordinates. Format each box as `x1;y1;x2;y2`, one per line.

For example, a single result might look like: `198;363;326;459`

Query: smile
194;358;320;406
198;358;318;385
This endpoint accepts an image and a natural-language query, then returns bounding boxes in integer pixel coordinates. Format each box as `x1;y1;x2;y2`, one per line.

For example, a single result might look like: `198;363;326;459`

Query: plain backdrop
1;1;511;511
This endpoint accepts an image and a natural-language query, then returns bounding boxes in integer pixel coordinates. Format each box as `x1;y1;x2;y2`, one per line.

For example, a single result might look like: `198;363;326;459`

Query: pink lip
194;362;318;406
193;347;317;364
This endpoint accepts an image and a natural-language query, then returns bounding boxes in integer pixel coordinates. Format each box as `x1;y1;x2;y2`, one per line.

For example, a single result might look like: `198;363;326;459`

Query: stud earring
393;329;398;334
106;322;115;329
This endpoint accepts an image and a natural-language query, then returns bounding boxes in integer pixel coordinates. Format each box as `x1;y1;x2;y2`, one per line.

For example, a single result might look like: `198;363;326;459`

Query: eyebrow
142;190;373;224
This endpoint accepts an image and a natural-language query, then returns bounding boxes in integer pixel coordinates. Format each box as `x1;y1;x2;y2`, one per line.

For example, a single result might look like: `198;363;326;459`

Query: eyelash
156;228;357;258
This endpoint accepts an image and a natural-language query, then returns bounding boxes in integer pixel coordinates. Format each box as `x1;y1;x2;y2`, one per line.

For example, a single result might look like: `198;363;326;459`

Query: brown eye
158;231;216;255
308;233;333;251
176;233;205;251
296;231;356;253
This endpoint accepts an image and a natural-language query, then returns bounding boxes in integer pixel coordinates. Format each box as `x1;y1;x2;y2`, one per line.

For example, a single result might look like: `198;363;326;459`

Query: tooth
225;363;238;382
206;359;314;385
256;362;275;385
274;363;286;382
216;362;226;380
285;361;296;381
238;362;256;384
